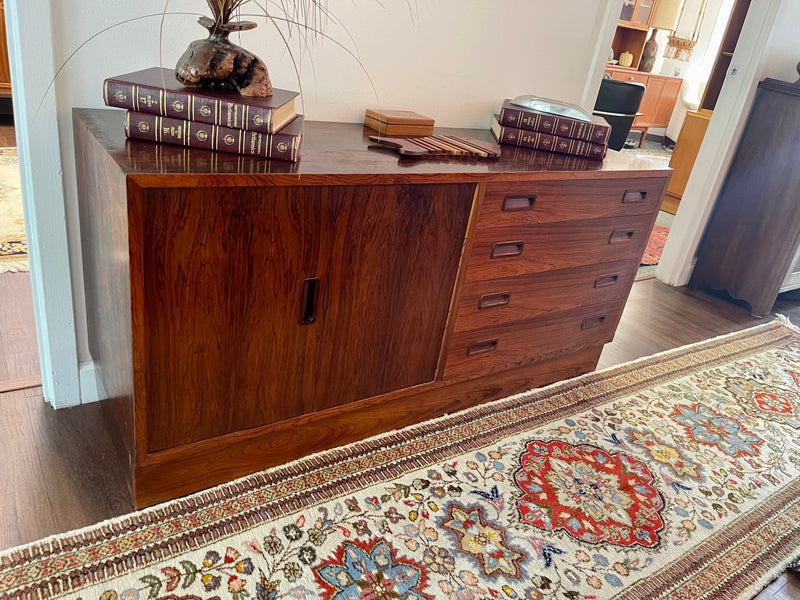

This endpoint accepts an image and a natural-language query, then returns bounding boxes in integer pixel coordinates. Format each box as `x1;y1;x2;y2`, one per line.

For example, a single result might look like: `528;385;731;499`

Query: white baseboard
78;361;109;404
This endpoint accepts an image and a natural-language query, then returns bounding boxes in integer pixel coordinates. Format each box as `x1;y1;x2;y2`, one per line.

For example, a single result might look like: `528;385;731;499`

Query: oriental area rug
0;147;27;273
4;321;800;600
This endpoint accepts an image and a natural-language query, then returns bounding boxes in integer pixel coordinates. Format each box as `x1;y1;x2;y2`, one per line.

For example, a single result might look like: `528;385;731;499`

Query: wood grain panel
477;178;666;228
132;346;602;507
465;214;654;282
135;186;328;452
453;260;636;333
313;183;474;410
443;301;624;380
654;78;682;127
74;111;135;461
636;76;665;128
665;109;712;203
0;3;10;94
689;79;800;317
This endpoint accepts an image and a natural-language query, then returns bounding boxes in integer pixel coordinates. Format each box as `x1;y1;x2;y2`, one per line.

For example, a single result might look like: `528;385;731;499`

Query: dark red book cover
125;112;303;162
105;67;298;134
498;99;611;145
491;115;606;161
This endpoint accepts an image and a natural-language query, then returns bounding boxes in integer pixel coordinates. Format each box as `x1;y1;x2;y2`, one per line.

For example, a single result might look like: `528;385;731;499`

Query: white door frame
5;0;81;408
656;0;782;285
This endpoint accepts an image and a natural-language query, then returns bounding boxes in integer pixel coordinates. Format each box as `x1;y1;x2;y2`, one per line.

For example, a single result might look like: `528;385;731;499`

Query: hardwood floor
0;114;16;147
0;272;40;385
0;277;799;597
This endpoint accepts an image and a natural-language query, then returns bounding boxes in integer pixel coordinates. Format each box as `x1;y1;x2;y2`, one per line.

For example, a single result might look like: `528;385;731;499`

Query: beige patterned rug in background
0;147;27;273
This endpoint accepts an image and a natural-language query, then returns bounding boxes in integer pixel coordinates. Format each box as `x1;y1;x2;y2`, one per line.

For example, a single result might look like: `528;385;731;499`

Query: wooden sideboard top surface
75;108;671;183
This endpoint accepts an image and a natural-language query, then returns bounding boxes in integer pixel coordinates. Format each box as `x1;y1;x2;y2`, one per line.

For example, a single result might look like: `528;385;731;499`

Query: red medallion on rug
513;440;665;547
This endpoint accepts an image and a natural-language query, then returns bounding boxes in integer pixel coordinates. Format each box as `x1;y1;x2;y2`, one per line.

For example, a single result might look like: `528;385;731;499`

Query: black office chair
592;77;646;151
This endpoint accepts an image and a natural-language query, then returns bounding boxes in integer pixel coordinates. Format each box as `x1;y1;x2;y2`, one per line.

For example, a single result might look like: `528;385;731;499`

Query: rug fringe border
0;259;30;274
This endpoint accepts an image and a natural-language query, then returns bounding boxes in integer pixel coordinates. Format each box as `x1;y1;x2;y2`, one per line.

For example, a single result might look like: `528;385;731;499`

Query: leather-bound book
125;112;302;161
491;115;606;161
498;99;611;145
105;67;298;134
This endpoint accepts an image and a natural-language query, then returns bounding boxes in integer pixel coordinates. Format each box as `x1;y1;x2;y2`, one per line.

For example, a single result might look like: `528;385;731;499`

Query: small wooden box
364;108;435;136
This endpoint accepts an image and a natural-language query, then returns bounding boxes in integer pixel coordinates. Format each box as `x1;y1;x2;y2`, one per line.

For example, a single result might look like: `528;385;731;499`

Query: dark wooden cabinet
690;77;800;316
75;109;670;507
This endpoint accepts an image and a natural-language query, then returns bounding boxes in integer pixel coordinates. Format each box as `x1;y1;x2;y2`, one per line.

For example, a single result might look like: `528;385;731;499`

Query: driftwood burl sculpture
176;11;273;97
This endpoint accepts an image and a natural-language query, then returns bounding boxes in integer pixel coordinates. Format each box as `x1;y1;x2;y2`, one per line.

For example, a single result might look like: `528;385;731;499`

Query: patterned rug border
615;479;800;599
2;319;799;600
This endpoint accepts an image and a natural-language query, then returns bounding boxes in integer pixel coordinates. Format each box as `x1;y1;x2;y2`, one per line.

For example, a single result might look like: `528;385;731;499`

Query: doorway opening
0;3;40;394
601;0;745;280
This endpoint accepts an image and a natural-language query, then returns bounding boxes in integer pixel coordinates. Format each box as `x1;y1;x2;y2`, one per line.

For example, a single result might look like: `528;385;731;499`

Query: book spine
494;123;606;160
498;105;611;145
125;112;300;162
105;79;278;133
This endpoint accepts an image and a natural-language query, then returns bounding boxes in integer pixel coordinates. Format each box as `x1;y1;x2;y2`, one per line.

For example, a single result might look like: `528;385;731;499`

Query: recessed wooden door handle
581;314;606;330
502;196;536;212
594;273;620;288
467;339;499;355
299;278;319;324
609;229;634;244
478;292;510;309
622;190;647;203
491;241;524;258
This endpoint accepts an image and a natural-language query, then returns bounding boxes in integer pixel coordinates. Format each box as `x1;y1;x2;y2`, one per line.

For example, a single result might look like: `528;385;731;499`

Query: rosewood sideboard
74;108;671;507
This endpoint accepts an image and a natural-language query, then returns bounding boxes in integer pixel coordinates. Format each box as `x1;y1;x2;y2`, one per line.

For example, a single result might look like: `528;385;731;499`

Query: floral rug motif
4;321;800;600
0;147;27;273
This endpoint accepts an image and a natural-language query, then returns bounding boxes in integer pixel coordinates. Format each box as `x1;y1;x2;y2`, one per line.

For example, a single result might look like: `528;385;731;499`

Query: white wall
47;0;612;365
761;0;800;81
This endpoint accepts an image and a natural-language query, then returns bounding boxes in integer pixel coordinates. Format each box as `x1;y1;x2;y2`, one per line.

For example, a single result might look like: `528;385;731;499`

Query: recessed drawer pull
594;273;620;288
581;314;606;330
467;339;499;355
478;292;511;309
502;196;536;212
609;229;634;244
299;278;320;324
491;241;524;258
622;190;647;203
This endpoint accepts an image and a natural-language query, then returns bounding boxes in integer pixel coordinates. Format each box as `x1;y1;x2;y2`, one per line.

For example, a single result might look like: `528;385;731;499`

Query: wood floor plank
0;272;40;382
0;388;132;551
0;374;41;393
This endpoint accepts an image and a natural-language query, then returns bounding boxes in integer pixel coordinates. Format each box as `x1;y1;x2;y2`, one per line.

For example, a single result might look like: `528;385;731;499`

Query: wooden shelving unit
611;0;658;68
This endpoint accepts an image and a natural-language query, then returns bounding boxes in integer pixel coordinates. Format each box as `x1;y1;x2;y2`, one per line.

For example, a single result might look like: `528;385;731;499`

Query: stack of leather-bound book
490;98;611;161
103;67;302;162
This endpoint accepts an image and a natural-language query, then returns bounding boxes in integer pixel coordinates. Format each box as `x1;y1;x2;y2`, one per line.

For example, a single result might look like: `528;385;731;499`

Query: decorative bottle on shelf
638;29;658;72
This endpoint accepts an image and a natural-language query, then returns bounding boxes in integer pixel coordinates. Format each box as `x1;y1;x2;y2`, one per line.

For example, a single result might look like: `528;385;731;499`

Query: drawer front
477;178;665;228
454;260;635;333
444;301;625;381
464;214;654;282
611;70;649;85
